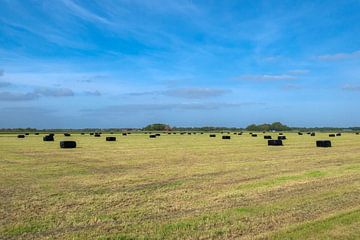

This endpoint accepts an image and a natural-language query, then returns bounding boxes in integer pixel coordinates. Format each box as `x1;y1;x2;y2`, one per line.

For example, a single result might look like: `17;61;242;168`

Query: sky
0;0;360;128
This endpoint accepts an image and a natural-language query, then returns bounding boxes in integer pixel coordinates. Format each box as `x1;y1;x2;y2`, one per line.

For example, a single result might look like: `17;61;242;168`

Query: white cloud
317;50;360;61
237;74;297;81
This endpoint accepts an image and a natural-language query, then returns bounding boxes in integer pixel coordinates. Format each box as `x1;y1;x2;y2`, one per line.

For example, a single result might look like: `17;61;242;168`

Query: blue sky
0;0;360;128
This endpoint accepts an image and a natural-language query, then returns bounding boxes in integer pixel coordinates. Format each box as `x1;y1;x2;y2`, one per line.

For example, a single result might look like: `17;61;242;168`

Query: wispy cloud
282;84;302;91
34;87;74;97
317;50;360;61
288;69;309;75
342;84;360;91
0;69;4;77
163;88;230;99
82;102;259;114
122;88;230;99
0;82;11;88
237;74;297;81
61;0;110;24
84;90;101;96
0;87;74;101
0;91;39;101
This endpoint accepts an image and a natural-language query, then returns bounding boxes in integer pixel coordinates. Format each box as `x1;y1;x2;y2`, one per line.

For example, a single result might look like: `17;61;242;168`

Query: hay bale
209;134;216;137
251;134;257;137
17;135;25;138
149;135;157;138
279;133;283;135
222;135;231;140
278;136;287;140
268;139;283;146
329;134;336;137
43;135;54;141
336;133;341;136
264;135;272;139
81;133;85;135
49;133;55;137
106;136;116;141
316;140;331;148
60;141;76;148
238;133;242;135
64;133;71;137
122;133;127;136
298;132;303;135
311;133;316;136
35;133;39;135
90;132;94;135
25;133;29;135
94;133;101;137
188;132;192;135
356;132;359;135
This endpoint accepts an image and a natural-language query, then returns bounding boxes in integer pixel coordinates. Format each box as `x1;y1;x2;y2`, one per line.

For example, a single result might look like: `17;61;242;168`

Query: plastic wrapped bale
188;133;192;135
64;133;71;137
35;133;39;135
90;132;94;135
238;133;242;135
81;133;85;135
49;133;55;137
43;135;54;141
222;135;231;140
60;141;76;148
149;135;157;138
94;133;101;137
264;135;272;139
25;133;29;135
106;136;116;141
298;132;303;135
356;132;359;135
209;134;216;138
329;134;336;137
156;133;161;136
316;140;331;148
278;136;287;140
311;133;316;136
17;135;25;138
279;133;283;135
122;133;127;136
268;139;283;146
336;133;342;136
252;134;258;137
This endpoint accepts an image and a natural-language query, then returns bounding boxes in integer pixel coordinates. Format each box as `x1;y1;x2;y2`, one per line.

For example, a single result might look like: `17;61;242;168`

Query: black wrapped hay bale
278;136;287;140
264;135;272;139
106;136;116;141
336;133;341;136
156;133;161;136
81;133;85;135
251;134;257;137
60;141;76;148
209;134;216;138
268;139;283;146
222;135;231;140
149;135;157;138
311;133;316;136
122;133;127;136
17;135;25;138
316;140;331;147
356;132;359;135
64;133;71;137
279;133;283;135
238;133;242;135
35;133;39;135
94;133;101;137
25;133;29;135
329;134;336;137
90;132;94;135
43;135;54;141
298;132;303;135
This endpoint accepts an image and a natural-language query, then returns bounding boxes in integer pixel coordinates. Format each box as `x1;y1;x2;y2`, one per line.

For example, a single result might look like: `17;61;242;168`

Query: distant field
1;132;359;239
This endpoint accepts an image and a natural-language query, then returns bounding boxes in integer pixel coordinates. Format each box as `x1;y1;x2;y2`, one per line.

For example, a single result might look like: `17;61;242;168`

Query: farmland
1;132;360;239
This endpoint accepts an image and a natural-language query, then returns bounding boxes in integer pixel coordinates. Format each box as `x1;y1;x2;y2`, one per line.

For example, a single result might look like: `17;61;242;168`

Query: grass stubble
0;132;359;239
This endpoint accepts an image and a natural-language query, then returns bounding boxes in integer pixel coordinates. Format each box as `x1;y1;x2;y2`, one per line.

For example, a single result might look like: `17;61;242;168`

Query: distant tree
245;122;290;131
143;123;171;131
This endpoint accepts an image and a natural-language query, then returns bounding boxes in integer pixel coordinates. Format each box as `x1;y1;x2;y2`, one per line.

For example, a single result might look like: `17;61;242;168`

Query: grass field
1;132;360;239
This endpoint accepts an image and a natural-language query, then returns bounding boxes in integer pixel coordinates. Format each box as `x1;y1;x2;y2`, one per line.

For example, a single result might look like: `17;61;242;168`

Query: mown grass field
1;132;360;239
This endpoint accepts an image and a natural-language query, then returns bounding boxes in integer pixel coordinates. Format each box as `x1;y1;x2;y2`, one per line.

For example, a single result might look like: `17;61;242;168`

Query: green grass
0;132;359;239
